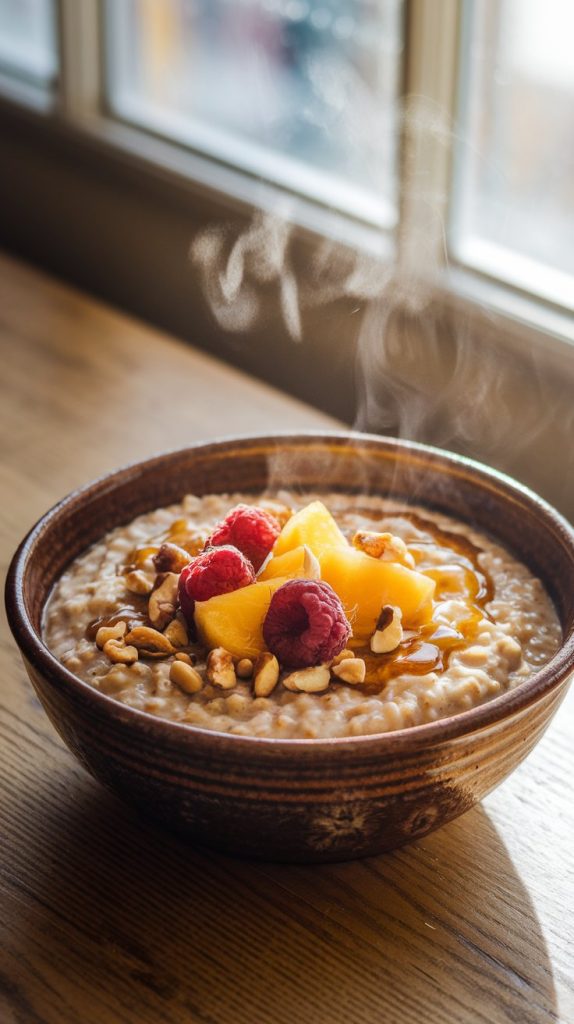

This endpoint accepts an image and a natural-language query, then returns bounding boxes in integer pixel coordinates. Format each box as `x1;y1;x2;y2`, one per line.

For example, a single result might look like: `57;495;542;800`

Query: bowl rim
6;429;574;758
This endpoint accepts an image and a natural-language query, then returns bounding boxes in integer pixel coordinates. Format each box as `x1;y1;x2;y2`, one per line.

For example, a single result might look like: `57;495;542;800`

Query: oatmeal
44;491;562;739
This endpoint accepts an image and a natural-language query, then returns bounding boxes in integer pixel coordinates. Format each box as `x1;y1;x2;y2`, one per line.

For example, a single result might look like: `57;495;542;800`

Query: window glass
451;0;574;308
106;0;403;226
0;0;58;85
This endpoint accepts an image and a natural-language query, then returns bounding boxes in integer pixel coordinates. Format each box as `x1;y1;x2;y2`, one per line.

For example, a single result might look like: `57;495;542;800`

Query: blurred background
0;0;573;514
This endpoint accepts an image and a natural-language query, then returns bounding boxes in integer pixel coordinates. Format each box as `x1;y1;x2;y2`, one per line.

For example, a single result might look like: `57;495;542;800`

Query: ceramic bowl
6;433;574;862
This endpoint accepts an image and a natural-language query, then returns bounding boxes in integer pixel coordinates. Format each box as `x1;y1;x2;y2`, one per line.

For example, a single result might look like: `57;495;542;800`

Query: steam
189;93;573;510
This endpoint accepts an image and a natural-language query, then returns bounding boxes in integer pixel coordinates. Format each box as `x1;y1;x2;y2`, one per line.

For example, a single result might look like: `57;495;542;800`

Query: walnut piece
148;572;179;630
206;648;236;689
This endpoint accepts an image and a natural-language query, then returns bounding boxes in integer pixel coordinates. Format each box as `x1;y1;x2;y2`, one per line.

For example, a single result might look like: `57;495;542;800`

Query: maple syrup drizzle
85;602;148;642
345;507;494;691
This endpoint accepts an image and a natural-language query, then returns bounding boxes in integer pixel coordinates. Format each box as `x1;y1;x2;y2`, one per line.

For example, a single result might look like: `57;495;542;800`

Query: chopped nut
95;621;127;649
283;665;331;693
124;570;155;595
169;659;203;694
206;647;236;689
301;545;321;580
174;651;196;665
103;639;138;664
148;572;179;630
163;618;188;648
125;625;174;658
253;653;280;696
153;542;192;574
352;531;415;568
236;658;254;679
370;605;403;654
331;657;366;684
330;647;355;666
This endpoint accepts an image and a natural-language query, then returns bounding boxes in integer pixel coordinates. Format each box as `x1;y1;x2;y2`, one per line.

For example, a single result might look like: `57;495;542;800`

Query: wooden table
1;252;572;1024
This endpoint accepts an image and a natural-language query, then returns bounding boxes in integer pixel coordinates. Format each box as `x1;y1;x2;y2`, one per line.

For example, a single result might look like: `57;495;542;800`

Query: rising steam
189;92;574;509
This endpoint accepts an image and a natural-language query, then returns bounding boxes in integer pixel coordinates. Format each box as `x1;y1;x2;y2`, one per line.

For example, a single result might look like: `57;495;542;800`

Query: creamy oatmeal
44;491;561;739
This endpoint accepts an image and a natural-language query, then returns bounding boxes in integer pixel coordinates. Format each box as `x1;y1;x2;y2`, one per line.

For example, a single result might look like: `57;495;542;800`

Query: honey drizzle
118;519;208;575
345;507;494;692
85;603;148;642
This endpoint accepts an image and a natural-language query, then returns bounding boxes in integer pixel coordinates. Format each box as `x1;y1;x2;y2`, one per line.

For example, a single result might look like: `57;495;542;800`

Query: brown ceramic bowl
6;433;574;862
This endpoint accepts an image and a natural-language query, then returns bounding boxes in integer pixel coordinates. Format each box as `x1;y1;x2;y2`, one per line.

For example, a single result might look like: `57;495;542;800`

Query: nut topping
283;665;331;693
331;657;366;684
174;651;196;665
206;647;236;689
301;545;321;580
252;653;280;696
236;658;254;679
163;617;188;648
95;621;127;649
124;570;155;595
124;625;175;658
330;647;355;666
370;605;403;654
103;638;138;664
153;542;193;574
148;572;179;630
169;659;203;694
352;531;415;568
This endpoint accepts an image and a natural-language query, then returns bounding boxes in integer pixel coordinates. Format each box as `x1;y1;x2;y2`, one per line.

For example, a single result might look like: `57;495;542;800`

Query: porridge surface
44;491;561;739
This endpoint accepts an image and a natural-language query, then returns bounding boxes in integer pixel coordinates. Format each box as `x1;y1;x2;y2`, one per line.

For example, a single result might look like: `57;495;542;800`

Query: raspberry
178;545;255;626
205;504;281;572
263;579;351;669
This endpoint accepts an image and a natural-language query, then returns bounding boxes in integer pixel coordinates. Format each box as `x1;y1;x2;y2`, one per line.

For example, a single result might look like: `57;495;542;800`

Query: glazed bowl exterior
6;433;574;862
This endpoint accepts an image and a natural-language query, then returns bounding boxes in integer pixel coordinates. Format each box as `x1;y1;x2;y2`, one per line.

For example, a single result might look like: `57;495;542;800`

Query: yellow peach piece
194;577;289;660
319;546;435;641
259;544;320;581
272;501;348;559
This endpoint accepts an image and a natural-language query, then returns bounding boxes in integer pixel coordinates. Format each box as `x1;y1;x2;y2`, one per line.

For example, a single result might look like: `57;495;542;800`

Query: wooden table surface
1;252;572;1024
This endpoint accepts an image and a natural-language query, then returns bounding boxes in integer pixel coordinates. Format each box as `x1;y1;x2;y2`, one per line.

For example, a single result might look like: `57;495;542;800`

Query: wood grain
0;252;572;1024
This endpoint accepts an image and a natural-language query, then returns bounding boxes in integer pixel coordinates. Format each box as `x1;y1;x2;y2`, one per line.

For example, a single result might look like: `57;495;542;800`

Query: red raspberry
205;504;281;572
263;579;351;669
178;545;255;627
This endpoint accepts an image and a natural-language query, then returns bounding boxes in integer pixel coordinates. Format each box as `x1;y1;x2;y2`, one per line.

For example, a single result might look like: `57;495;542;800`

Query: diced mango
194;577;289;660
259;545;319;581
272;501;348;559
319;547;435;641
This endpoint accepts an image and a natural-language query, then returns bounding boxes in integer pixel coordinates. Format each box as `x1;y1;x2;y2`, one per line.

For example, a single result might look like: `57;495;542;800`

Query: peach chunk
319;547;435;642
272;501;348;559
194;577;289;660
258;545;319;581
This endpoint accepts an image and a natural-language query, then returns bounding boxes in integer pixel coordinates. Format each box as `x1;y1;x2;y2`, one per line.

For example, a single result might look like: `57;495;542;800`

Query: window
0;0;572;334
451;0;574;310
106;0;403;227
0;0;58;86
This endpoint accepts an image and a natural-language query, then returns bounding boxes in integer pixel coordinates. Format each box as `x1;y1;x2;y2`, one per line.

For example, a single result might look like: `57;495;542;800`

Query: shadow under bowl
5;432;574;862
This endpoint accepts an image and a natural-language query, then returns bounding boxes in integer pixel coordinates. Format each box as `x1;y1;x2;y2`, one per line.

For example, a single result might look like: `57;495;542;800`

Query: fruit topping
178;544;255;629
194;576;290;660
262;579;351;669
205;504;281;572
319;546;434;641
272;500;347;559
258;544;320;581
